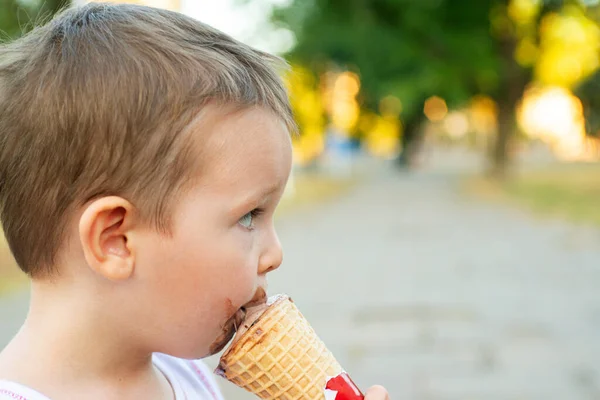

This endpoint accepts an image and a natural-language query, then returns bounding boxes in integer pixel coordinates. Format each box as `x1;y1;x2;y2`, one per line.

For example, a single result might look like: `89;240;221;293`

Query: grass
0;172;357;296
465;163;600;226
0;243;25;296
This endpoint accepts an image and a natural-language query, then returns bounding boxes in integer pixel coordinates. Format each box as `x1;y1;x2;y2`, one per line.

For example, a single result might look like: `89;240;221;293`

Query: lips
245;287;267;307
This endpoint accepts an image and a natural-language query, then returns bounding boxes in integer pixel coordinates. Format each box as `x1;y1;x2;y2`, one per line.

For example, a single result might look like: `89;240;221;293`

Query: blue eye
238;209;264;229
239;212;254;229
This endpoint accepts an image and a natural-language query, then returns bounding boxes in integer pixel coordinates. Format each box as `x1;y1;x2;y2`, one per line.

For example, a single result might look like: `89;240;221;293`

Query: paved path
3;164;600;399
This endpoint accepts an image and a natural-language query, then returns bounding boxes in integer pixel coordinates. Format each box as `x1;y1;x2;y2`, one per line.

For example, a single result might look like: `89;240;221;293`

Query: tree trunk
489;34;529;179
396;99;426;169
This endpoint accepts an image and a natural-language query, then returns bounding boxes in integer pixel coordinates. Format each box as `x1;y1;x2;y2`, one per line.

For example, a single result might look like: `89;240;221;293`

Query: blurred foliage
576;70;600;137
284;64;328;164
274;0;499;121
534;5;599;86
541;2;600;138
0;0;67;40
271;0;600;174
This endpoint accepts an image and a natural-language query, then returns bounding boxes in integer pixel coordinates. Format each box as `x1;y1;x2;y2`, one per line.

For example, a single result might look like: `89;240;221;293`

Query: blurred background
2;0;600;398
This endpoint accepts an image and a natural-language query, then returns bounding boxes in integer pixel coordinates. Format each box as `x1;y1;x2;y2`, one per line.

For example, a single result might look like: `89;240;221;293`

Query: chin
207;326;236;356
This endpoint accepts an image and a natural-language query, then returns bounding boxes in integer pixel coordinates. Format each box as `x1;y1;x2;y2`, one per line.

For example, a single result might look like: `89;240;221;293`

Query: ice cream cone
215;295;349;400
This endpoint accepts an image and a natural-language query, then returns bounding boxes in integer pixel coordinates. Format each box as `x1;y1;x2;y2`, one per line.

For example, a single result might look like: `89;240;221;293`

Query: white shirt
0;353;224;400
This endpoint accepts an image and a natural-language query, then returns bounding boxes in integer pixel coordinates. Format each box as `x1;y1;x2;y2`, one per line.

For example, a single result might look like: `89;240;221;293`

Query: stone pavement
2;164;600;399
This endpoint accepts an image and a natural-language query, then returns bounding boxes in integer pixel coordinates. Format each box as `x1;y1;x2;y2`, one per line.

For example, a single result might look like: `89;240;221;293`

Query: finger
365;385;389;400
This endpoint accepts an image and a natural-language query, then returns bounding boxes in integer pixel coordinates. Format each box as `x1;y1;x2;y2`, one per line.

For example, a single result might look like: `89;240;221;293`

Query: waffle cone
215;295;343;399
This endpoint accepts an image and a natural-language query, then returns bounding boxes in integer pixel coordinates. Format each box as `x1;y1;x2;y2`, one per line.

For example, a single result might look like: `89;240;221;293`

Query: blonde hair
0;2;296;276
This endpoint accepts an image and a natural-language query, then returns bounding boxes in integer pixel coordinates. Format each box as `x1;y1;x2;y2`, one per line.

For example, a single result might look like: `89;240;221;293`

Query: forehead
189;104;292;191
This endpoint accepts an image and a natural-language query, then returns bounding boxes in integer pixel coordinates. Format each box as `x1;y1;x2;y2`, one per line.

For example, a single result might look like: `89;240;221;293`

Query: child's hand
365;385;390;400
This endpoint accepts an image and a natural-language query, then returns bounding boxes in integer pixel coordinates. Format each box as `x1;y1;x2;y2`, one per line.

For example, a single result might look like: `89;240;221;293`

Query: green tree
575;69;600;137
573;2;600;138
0;0;67;40
272;0;587;176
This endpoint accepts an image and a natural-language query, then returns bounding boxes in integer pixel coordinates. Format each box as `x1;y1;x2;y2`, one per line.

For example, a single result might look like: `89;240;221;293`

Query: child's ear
79;196;136;281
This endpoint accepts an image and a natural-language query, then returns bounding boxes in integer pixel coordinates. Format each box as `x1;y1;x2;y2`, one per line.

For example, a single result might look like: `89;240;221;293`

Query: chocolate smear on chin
209;308;246;355
210;289;267;355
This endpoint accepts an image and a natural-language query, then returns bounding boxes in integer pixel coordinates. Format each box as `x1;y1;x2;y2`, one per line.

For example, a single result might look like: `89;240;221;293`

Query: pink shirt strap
0;388;30;400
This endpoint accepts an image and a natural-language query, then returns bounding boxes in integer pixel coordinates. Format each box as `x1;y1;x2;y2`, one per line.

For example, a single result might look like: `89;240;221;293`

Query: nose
258;228;283;275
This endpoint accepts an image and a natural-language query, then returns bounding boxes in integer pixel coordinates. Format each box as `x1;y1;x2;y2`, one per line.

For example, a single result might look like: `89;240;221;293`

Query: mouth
208;287;268;355
209;306;247;355
244;286;267;308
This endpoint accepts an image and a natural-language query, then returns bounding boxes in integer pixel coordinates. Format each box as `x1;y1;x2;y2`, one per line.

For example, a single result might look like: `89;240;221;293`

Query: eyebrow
232;181;285;213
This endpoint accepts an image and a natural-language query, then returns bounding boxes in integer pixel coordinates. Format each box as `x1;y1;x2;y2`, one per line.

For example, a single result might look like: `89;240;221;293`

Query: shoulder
152;353;224;400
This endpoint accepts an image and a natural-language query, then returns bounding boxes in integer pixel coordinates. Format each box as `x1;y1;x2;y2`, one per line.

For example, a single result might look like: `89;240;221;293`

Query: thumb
365;385;390;400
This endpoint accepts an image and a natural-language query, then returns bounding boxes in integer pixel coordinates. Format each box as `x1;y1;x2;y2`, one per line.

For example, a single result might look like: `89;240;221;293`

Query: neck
29;280;150;376
0;280;172;399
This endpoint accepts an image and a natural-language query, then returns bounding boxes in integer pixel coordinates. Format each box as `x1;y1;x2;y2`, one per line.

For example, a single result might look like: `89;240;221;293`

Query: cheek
191;229;258;304
177;228;258;315
136;226;259;353
176;225;255;278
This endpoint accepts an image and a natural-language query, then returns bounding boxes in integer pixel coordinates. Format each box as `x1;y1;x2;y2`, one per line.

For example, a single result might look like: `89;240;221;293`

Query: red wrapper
325;372;365;400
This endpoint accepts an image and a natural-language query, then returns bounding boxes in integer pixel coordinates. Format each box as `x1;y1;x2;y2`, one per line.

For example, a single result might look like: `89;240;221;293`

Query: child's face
133;105;292;358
